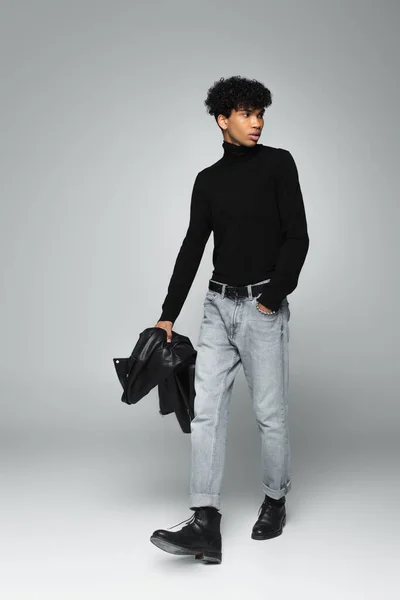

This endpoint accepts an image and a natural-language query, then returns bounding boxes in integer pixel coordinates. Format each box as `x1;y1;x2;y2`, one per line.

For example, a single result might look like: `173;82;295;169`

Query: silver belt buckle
225;286;236;300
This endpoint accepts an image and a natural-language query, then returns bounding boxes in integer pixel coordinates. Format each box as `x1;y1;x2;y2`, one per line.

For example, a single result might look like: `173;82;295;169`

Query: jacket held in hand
113;327;196;433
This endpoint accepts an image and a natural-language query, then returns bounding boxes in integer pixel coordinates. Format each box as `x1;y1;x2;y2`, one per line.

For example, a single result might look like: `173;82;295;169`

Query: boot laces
167;512;198;531
258;497;280;517
258;498;269;517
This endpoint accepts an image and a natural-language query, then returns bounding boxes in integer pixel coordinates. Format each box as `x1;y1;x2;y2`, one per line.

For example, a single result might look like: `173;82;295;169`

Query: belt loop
247;284;253;299
221;283;226;299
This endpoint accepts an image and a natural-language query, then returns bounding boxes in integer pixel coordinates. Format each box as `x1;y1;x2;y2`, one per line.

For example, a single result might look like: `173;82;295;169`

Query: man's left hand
257;301;273;314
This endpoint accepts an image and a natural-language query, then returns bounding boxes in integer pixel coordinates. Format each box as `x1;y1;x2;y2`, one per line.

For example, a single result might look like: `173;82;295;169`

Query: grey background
1;0;399;598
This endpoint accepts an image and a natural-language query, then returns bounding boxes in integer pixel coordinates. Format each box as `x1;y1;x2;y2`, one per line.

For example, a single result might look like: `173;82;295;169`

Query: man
149;75;309;564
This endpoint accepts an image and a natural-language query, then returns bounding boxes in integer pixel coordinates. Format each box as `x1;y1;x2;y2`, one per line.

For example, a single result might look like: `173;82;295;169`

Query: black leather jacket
113;327;196;433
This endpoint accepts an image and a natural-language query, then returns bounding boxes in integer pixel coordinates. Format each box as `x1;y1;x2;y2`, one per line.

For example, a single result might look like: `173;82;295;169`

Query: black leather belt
208;279;270;300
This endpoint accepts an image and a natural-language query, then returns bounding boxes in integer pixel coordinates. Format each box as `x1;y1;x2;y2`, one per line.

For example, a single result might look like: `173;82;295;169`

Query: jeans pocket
205;289;219;303
253;294;280;317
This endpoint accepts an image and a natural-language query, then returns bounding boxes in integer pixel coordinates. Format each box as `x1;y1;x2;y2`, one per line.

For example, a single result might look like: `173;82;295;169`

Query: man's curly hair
204;75;272;127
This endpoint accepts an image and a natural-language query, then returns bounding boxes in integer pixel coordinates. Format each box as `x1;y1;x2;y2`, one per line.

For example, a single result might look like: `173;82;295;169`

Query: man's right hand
154;320;173;343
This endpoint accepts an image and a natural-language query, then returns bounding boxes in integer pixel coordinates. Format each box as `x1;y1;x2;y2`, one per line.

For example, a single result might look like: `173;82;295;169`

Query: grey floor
1;424;397;600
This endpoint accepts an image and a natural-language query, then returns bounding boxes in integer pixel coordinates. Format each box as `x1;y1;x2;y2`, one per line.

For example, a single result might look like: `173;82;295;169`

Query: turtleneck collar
221;140;261;161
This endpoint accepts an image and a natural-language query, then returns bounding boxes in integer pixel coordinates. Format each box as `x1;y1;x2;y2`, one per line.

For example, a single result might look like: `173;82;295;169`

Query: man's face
218;105;265;146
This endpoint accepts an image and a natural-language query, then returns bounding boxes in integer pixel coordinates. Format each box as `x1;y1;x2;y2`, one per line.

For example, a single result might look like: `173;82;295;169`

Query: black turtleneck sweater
159;140;309;323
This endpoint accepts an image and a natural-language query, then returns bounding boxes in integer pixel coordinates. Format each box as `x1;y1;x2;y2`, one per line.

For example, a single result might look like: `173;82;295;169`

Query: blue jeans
189;278;291;510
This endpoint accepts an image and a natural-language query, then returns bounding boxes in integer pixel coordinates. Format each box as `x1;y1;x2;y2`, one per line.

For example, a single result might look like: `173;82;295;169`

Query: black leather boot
150;506;222;563
251;495;286;540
